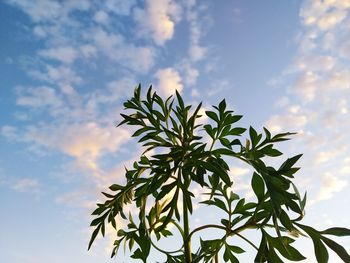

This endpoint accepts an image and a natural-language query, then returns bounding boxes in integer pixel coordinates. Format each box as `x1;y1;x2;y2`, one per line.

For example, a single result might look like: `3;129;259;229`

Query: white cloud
39;46;78;64
316;9;347;30
323;70;350;91
90;27;155;73
185;0;208;62
25;122;130;172
292;71;319;101
133;0;181;45
47;65;82;84
314;149;340;164
86;77;136;107
181;63;199;86
11;178;41;194
155;67;183;96
230;166;250;177
105;0;136;16
33;26;47;38
1;126;18;140
266;114;308;133
189;44;206;62
316;172;347;201
16;86;62;108
301;0;349;30
80;45;97;58
93;10;109;25
6;0;62;22
294;55;335;72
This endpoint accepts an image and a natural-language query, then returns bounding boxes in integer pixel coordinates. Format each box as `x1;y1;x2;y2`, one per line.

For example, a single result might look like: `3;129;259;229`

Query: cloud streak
266;0;350;205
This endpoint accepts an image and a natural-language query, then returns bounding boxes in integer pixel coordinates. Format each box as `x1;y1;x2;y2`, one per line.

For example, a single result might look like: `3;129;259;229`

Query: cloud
133;0;182;45
85;77;136;108
155;67;183;96
16;86;62;108
93;10;109;25
105;0;136;16
28;65;82;85
266;114;308;133
293;55;335;72
80;45;97;58
316;173;348;201
314;149;340;164
38;46;78;64
291;71;319;101
266;0;350;211
6;0;91;24
1;126;19;140
301;0;349;30
185;0;208;62
6;0;62;22
230;166;250;177
25;122;130;172
11;178;41;194
90;27;155;73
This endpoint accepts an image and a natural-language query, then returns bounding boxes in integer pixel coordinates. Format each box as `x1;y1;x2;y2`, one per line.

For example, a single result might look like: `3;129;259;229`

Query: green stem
215;253;219;263
170;219;185;238
183;191;192;262
150;238;183;254
188;224;227;241
235;233;259;251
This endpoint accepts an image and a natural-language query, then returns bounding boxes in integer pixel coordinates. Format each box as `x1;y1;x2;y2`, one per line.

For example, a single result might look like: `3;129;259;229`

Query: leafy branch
88;85;350;262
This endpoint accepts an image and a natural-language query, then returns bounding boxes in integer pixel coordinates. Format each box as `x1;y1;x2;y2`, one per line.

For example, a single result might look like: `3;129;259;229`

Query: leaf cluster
89;85;350;263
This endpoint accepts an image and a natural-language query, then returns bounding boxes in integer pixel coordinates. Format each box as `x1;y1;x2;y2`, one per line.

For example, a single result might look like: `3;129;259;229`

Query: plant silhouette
89;85;350;262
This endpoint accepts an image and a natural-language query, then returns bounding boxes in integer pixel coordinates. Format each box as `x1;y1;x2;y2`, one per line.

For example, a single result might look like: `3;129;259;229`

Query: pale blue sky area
1;1;349;262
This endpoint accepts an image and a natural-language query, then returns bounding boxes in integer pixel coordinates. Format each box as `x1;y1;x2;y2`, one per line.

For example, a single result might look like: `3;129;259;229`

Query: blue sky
1;0;349;262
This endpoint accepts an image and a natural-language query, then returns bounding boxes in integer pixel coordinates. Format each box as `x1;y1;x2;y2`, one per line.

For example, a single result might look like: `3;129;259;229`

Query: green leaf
88;225;101;250
255;232;268;263
321;227;350;237
249;126;260;148
227;244;245;254
176;90;184;109
205;111;219;122
134;84;141;102
265;233;306;261
252;172;265;201
228;127;246;136
313;238;329;263
279;154;302;172
261;144;283;157
218;99;226;112
204;124;215;139
213;197;228;212
279;209;293;230
223;246;239;263
321;236;350;262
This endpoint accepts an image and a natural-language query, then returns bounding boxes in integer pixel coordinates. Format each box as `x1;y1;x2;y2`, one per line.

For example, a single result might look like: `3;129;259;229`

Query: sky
0;0;350;262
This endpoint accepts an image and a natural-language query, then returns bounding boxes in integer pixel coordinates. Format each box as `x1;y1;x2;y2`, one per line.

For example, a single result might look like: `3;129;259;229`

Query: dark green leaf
228;127;246;136
206;111;219;122
88;225;100;250
321;227;350;237
322;236;350;262
252;172;265;201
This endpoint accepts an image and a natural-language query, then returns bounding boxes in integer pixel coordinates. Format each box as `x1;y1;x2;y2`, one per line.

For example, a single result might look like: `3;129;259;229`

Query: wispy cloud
133;0;182;46
38;46;78;64
11;178;41;194
266;0;350;205
155;67;183;96
316;172;348;201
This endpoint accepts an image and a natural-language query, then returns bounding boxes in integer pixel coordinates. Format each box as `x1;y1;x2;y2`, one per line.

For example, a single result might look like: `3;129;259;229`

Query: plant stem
183;191;192;262
235;233;259;251
215;253;219;263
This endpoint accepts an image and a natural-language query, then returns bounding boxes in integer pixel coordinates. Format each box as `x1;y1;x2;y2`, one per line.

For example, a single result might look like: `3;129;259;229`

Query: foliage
88;85;350;262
